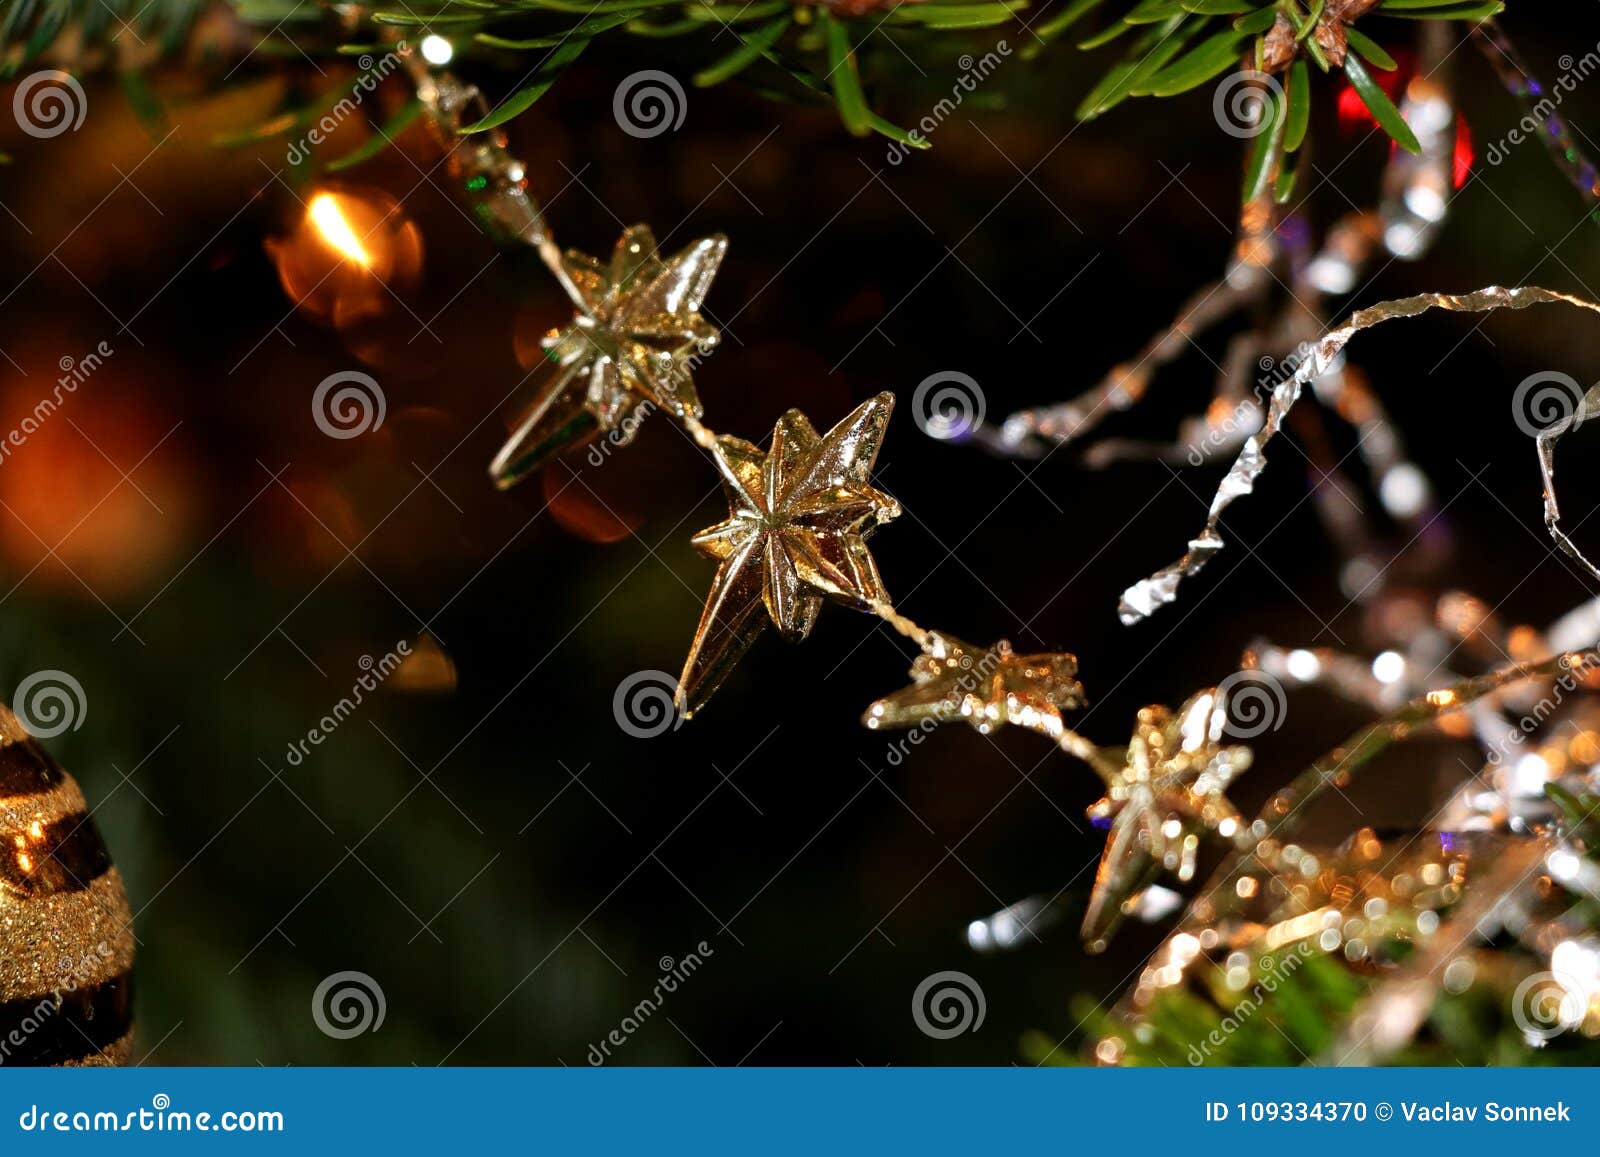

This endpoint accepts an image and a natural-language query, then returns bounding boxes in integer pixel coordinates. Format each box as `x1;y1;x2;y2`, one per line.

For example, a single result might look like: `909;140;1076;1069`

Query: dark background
1;8;1598;1064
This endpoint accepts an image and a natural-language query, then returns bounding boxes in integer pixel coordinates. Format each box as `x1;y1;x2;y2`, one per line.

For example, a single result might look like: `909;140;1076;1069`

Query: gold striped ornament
0;705;134;1066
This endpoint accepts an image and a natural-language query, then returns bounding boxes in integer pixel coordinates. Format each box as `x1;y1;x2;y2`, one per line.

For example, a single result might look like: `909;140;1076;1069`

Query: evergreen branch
366;0;1021;145
0;0;205;75
0;0;1507;157
4;0;1030;150
1067;0;1503;168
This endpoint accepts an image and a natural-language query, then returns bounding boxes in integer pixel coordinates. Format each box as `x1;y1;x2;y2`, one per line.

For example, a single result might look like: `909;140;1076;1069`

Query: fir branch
5;0;1028;147
0;0;204;75
366;0;1026;145
1067;0;1503;162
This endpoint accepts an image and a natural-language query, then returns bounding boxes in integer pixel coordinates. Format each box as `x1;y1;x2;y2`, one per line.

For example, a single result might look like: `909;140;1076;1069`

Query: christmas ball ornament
0;704;135;1066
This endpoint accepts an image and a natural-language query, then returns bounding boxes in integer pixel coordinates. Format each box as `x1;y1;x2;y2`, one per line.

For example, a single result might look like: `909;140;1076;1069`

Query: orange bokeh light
0;379;192;599
267;187;423;329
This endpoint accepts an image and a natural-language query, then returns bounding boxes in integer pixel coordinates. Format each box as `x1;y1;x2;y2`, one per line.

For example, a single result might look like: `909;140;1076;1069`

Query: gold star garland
405;50;1096;733
489;225;727;489
406;48;1600;971
863;631;1088;739
1080;690;1253;953
406;51;1447;952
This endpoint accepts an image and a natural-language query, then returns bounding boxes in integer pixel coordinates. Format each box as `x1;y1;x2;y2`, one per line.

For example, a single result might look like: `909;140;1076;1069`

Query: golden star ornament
862;632;1086;740
490;224;727;488
676;393;901;717
1082;688;1253;952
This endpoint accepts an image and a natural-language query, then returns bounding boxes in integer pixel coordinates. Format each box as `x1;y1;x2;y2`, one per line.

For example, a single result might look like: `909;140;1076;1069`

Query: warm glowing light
270;187;424;327
1452;114;1474;189
1508;625;1541;661
1170;932;1201;964
1379;463;1429;519
1425;689;1456;708
309;193;375;268
1372;651;1405;684
1286;648;1321;682
1265;907;1334;950
389;632;459;695
1511;753;1552;797
1549;848;1582;883
420;34;454;65
1337;85;1373;133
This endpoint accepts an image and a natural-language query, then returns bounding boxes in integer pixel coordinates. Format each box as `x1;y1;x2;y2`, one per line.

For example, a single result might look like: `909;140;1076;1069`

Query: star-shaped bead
490;224;727;488
676;393;901;717
1082;688;1253;953
862;632;1085;740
